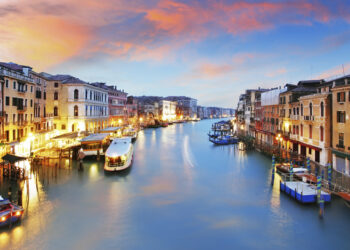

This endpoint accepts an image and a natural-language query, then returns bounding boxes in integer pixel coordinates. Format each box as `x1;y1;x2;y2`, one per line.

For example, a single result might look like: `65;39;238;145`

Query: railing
304;115;314;121
0;67;34;83
290;115;299;120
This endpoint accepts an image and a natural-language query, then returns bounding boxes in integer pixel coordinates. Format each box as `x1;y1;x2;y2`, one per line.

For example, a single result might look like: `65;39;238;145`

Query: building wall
331;83;350;173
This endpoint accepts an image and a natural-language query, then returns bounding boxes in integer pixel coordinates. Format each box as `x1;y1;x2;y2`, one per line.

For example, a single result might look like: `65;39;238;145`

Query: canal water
1;119;350;250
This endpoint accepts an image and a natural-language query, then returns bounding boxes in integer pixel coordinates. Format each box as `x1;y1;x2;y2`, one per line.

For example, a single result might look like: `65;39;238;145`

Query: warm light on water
0;119;350;249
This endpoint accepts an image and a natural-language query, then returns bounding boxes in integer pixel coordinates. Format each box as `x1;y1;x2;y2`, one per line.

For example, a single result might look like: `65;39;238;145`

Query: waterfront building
197;106;209;119
0;62;36;156
159;100;177;121
244;88;268;137
46;75;109;133
296;84;332;165
166;96;197;119
259;87;287;145
278;81;322;151
330;75;350;174
126;96;138;124
91;83;127;126
236;94;246;134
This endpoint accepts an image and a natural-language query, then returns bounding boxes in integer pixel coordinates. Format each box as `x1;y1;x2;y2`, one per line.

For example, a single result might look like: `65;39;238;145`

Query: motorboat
0;195;24;228
104;138;134;171
123;128;138;143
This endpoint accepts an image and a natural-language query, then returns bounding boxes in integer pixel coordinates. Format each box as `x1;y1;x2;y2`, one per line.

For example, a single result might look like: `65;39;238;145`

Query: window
320;102;324;117
12;97;17;106
301;124;303;136
44;92;46;100
5;79;8;88
337;92;345;102
309;103;313;116
301;104;303;116
13;81;16;89
61;124;66;130
30;99;33;107
309;148;312;154
74;89;79;100
13;130;16;141
30;86;33;92
54;92;58;100
320;126;324;142
54;82;59;88
86;90;88;99
309;125;312;139
337;111;346;123
54;107;58;116
339;133;344;148
5;96;9;106
74;105;78;116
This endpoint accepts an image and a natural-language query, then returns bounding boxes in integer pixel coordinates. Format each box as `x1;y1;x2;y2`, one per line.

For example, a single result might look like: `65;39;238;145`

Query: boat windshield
0;202;11;211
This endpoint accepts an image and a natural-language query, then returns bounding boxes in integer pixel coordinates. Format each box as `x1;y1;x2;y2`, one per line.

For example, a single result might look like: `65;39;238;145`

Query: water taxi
104;138;134;171
208;120;238;145
280;181;331;203
122;128;138;143
0;196;24;228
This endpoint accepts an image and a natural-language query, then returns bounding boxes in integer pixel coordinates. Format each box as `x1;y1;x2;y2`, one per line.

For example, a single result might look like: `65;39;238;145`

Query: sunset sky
1;0;350;107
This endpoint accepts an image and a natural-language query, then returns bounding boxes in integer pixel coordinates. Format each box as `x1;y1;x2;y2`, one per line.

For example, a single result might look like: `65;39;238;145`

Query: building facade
330;76;350;174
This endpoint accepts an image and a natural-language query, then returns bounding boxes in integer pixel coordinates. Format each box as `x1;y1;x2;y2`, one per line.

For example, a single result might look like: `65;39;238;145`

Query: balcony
303;115;314;121
17;121;28;127
290;115;299;120
0;67;34;83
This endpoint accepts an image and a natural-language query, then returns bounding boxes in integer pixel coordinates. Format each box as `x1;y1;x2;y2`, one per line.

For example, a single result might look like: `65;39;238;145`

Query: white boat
104;138;133;171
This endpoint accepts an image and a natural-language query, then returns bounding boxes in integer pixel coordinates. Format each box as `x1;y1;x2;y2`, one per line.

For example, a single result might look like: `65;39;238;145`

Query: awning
332;148;350;160
2;154;27;164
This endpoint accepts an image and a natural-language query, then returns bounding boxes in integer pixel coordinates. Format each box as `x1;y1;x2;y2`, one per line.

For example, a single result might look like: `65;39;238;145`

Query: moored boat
0;196;24;228
280;181;331;203
104;138;133;172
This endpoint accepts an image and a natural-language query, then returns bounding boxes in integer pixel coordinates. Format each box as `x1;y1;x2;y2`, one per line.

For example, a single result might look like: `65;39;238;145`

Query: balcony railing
290;115;299;120
0;67;34;83
303;115;314;121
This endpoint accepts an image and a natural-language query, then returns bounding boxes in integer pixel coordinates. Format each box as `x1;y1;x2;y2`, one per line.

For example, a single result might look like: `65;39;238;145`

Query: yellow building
0;63;35;148
330;76;350;174
297;86;332;165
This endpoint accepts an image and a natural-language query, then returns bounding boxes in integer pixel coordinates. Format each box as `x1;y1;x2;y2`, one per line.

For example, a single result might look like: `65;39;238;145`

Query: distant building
159;100;177;121
165;96;197;119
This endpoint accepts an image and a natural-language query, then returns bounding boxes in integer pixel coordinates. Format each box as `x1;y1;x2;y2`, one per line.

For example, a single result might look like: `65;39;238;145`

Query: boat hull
280;181;331;203
104;154;133;172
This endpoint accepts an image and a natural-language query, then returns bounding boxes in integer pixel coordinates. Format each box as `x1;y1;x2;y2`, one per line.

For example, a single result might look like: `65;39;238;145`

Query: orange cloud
265;67;287;78
0;0;348;68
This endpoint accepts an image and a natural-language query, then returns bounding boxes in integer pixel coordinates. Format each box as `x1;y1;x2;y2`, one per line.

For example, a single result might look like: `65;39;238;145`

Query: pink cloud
0;0;349;68
317;63;350;80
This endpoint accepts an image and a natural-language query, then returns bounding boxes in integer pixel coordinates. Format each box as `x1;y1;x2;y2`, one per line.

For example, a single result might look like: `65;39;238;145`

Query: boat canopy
2;154;27;164
105;138;132;158
81;134;109;144
100;127;122;133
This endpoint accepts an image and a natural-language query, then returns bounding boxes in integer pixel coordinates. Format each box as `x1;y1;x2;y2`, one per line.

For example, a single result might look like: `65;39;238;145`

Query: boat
280;181;331;203
337;192;350;208
104;138;134;171
209;135;239;145
123;128;138;143
0;196;24;228
208;120;238;145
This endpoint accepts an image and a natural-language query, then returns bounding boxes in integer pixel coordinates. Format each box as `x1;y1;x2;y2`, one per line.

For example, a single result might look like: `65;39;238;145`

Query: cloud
316;63;350;80
1;0;349;69
265;68;287;78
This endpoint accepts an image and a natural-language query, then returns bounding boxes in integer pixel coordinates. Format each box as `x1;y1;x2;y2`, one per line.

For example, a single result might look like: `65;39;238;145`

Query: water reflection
0;120;350;249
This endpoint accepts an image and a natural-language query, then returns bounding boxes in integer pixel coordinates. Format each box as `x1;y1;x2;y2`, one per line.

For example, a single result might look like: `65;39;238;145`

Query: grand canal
1;119;350;249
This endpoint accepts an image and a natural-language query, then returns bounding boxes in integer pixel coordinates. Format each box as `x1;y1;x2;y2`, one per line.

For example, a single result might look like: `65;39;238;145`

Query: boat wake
182;135;196;168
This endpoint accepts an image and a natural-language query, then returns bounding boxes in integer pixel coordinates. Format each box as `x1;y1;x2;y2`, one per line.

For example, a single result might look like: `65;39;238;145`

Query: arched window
309;103;313;116
74;89;79;100
54;106;58;116
54;92;58;100
74;105;78;117
320;102;324;117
